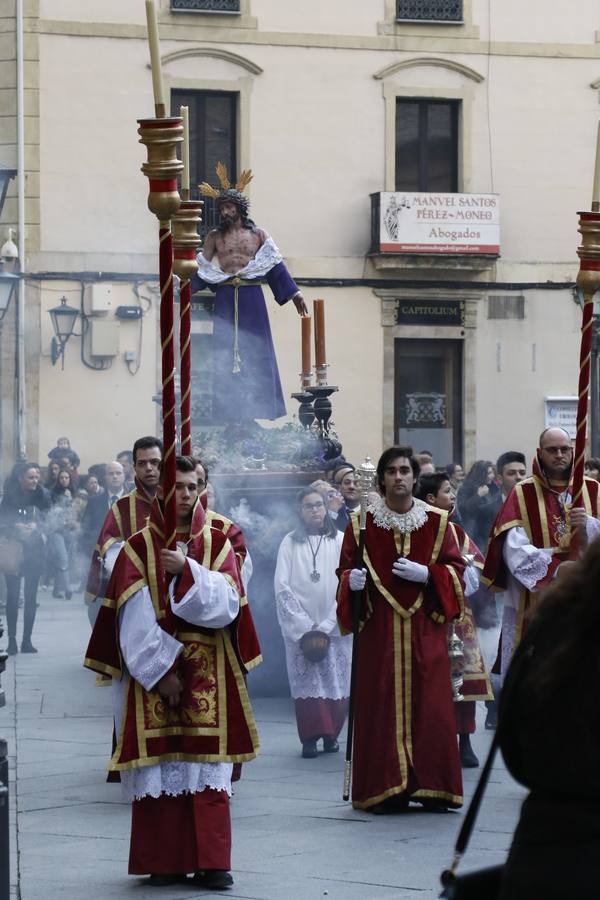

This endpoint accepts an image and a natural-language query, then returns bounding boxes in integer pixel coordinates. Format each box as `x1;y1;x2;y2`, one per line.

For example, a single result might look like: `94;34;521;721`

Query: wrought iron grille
396;0;462;22
171;0;240;11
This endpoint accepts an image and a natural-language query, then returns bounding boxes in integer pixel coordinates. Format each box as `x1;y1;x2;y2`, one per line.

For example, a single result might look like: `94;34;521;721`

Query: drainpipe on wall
15;0;26;461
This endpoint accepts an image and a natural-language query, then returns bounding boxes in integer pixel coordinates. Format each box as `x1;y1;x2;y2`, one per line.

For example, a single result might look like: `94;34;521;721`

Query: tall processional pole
138;1;182;549
172;105;202;457
571;123;600;556
343;457;376;802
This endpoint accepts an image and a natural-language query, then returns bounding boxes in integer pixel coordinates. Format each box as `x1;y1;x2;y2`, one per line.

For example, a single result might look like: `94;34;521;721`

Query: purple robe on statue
191;237;299;423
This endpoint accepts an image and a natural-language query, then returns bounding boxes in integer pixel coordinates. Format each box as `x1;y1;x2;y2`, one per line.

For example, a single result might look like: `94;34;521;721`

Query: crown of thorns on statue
199;162;253;216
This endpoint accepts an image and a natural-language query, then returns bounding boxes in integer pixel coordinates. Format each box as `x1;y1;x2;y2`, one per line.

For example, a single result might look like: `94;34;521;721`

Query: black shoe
459;735;479;768
417;798;454;813
370;795;409;815
323;737;339;753
485;701;498;730
65;590;73;600
21;640;38;654
6;638;17;655
52;590;65;599
301;739;318;758
148;874;184;886
192;870;233;890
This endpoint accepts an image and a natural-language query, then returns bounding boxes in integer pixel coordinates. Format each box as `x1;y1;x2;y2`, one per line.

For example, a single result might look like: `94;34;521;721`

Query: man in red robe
84;456;260;889
482;427;600;676
85;436;162;618
337;446;465;813
416;472;493;769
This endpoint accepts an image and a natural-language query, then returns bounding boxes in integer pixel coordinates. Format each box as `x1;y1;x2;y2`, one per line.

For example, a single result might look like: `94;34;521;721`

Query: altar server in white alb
274;487;351;759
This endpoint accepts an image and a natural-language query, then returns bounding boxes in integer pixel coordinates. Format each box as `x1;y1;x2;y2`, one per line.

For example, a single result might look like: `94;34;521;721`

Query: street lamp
0;165;17;224
48;296;80;369
0;265;19;321
0;226;19;320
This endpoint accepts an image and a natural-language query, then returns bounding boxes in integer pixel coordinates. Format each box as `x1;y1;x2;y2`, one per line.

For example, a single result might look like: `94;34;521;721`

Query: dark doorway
395;338;463;464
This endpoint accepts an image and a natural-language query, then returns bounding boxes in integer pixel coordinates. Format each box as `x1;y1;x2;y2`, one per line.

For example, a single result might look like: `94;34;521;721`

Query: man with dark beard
193;164;307;423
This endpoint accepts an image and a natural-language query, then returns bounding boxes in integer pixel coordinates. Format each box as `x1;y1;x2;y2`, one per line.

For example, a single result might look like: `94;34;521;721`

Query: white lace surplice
274;532;351;701
499;514;600;675
114;559;239;801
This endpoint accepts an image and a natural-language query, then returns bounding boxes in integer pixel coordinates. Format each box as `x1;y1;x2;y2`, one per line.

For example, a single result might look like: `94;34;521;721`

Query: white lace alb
120;760;233;802
368;495;429;534
283;634;351;701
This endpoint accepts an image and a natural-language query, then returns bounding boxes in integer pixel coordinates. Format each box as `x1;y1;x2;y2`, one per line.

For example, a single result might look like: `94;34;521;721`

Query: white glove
392;557;429;583
349;568;367;591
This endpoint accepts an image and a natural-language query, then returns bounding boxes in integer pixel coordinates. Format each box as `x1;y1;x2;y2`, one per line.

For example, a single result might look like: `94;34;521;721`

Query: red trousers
454;700;476;735
129;788;231;875
294;697;348;743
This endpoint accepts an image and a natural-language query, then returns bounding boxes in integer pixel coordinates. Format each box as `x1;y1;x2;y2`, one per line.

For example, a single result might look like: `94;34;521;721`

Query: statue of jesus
191;165;307;424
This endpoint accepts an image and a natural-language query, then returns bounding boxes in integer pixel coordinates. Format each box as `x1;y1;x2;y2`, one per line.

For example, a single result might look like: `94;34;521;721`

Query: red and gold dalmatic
84;502;259;770
336;500;465;810
482;458;600;651
84;480;153;604
448;521;493;703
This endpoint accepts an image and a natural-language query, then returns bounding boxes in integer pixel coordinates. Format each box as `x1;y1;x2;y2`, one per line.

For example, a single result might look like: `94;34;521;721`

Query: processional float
138;2;201;548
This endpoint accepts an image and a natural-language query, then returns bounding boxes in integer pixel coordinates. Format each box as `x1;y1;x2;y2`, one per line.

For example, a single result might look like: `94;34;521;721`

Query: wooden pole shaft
180;277;193;456
159;222;177;550
343;530;366;802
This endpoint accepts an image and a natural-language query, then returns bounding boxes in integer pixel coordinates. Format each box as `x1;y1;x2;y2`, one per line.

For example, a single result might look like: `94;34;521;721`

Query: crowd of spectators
0;436;135;652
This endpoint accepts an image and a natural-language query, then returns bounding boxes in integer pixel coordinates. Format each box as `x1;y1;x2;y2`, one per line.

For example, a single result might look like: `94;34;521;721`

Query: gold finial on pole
357;456;377;531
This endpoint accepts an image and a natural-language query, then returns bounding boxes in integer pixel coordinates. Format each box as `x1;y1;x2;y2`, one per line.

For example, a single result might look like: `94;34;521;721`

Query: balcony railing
396;0;463;23
171;0;240;12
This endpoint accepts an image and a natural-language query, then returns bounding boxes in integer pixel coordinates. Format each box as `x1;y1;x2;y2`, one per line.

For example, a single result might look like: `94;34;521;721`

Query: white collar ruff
368;495;429;534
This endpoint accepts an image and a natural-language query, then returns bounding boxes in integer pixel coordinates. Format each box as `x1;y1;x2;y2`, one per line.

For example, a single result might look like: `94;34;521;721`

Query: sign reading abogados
378;192;500;255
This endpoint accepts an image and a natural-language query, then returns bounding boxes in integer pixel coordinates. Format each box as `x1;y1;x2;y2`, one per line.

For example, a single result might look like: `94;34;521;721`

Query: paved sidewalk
1;590;525;899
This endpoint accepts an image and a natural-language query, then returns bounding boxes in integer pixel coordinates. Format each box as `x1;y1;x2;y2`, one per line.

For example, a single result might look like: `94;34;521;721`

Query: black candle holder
291;390;315;430
305;384;338;437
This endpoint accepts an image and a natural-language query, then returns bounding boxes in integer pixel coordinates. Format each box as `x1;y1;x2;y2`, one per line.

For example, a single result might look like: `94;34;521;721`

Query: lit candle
314;298;326;369
145;0;165;116
181;105;190;196
301;315;312;387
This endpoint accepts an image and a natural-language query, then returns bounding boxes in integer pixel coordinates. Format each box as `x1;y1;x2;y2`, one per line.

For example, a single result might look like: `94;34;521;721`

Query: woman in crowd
274;487;351;758
44;460;61;492
77;472;106;566
445;461;465;492
498;541;600;899
0;462;50;654
455;459;500;549
46;468;77;599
